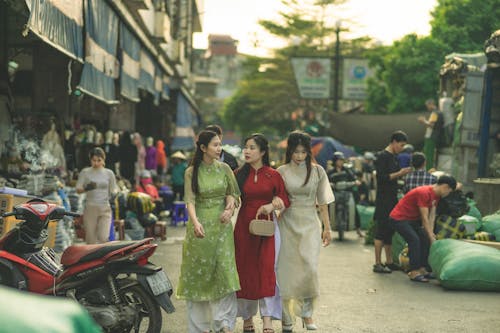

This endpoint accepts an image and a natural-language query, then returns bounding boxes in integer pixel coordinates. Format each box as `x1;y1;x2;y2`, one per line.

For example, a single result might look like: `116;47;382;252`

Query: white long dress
276;163;334;311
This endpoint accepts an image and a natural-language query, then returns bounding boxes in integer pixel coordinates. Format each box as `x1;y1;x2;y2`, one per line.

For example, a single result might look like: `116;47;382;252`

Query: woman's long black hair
235;133;270;192
190;130;218;194
285;130;313;186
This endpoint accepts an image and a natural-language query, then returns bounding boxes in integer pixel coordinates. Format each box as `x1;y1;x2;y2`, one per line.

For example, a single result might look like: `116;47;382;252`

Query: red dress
234;166;290;299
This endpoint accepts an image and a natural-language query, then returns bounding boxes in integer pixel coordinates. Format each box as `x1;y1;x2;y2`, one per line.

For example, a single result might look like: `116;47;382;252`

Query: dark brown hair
190;130;219;194
89;147;106;161
235;133;270;192
285;130;312;186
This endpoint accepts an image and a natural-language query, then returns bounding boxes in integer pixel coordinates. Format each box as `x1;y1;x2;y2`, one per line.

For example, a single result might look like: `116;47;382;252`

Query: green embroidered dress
176;161;241;301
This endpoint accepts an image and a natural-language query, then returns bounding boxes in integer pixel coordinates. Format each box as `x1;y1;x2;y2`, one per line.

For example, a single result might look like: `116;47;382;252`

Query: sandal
243;325;255;333
263;329;274;333
243;319;255;333
410;274;429;283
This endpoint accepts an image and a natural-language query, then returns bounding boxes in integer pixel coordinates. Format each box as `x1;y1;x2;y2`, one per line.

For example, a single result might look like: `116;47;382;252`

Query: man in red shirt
390;175;456;282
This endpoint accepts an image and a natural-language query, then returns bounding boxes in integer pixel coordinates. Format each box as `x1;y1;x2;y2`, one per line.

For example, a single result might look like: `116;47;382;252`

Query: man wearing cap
170;151;188;201
205;124;239;170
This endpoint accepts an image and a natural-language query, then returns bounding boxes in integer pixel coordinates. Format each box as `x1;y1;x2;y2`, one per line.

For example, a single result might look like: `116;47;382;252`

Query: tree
430;0;500;52
365;0;500;114
222;0;355;136
365;35;447;113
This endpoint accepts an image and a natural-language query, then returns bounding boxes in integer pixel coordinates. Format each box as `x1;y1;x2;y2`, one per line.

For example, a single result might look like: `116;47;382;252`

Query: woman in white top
276;131;334;332
76;147;117;244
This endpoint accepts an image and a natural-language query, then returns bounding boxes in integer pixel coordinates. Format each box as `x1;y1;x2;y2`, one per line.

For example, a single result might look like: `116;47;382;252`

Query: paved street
152;225;500;333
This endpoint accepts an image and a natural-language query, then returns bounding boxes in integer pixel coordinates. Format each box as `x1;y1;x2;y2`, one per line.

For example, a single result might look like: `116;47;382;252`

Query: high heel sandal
302;318;318;331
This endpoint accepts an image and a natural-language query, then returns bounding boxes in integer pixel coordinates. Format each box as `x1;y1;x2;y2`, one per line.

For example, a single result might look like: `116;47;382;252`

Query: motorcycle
0;198;175;333
329;173;357;241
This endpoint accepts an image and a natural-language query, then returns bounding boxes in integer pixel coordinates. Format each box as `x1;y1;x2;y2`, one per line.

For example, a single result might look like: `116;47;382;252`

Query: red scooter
0;198;175;333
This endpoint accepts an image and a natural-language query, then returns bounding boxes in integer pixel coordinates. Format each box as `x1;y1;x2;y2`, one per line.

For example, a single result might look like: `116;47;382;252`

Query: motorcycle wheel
336;205;345;241
119;285;162;333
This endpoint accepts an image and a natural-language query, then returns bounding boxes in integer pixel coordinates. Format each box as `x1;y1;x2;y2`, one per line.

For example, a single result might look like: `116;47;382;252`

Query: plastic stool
171;201;188;226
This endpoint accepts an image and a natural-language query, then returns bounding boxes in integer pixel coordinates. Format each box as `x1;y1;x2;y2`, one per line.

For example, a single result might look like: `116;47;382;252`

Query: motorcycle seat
61;239;152;266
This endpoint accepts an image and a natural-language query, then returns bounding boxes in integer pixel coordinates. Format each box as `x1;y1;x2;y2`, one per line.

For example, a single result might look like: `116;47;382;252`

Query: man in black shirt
205;124;239;170
373;131;412;273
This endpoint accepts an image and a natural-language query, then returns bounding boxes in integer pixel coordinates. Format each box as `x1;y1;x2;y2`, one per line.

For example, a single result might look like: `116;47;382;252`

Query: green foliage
365;35;447;113
221;56;297;137
430;0;500;52
366;0;500;113
223;0;500;132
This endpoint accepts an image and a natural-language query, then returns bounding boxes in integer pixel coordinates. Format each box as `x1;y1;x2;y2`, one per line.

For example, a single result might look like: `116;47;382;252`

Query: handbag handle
255;213;272;220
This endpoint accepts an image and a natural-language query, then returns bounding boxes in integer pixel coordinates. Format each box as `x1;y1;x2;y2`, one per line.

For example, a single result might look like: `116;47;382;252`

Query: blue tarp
119;23;140;102
171;93;195;150
26;0;84;62
312;136;358;169
78;0;119;104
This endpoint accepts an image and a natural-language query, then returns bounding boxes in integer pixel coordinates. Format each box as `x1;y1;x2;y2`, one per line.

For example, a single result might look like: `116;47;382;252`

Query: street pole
333;23;341;113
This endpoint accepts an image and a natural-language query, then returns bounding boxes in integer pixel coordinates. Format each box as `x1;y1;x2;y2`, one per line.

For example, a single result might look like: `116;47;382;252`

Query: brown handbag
249;213;274;236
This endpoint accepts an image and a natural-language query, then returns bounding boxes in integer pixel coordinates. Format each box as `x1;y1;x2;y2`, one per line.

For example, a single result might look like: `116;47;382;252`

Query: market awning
162;74;170;101
154;65;162;105
171;93;195;150
77;0;119;104
119;23;140;102
26;0;84;62
139;49;155;97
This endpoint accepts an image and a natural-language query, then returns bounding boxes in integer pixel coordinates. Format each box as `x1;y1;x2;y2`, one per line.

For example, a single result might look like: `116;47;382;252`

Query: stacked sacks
429;239;500;291
435;215;466;239
457;215;481;237
480;211;500;241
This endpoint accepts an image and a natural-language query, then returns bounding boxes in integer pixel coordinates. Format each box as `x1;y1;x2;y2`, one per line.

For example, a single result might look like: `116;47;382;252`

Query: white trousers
187;293;237;333
282;297;314;325
237;216;282;320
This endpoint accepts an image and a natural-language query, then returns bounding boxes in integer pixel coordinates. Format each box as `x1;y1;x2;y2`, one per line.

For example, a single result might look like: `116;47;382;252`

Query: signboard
291;58;331;99
342;58;372;100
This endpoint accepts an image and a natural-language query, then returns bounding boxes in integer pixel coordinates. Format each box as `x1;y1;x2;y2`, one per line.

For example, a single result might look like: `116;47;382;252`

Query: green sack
481;212;500;233
0;286;101;332
457;215;480;236
494;229;500;242
466;198;482;222
429;239;500;291
391;232;407;265
356;204;374;230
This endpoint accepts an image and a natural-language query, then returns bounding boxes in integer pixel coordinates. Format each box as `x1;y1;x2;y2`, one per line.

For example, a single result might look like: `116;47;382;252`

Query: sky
193;0;438;56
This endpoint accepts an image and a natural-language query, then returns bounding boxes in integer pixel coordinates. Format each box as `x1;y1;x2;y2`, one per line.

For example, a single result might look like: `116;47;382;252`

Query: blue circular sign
352;66;366;79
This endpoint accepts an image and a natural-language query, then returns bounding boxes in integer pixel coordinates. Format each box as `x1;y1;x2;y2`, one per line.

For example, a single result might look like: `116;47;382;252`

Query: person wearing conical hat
170;151;188;200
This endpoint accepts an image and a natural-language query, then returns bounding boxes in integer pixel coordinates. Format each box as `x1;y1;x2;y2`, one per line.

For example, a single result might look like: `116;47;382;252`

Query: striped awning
171;93;195;150
120;23;140;102
77;0;119;104
26;0;84;62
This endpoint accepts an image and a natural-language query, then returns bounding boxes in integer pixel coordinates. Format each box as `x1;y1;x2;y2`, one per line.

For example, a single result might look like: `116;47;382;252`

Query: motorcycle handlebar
1;212;16;218
64;211;81;218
